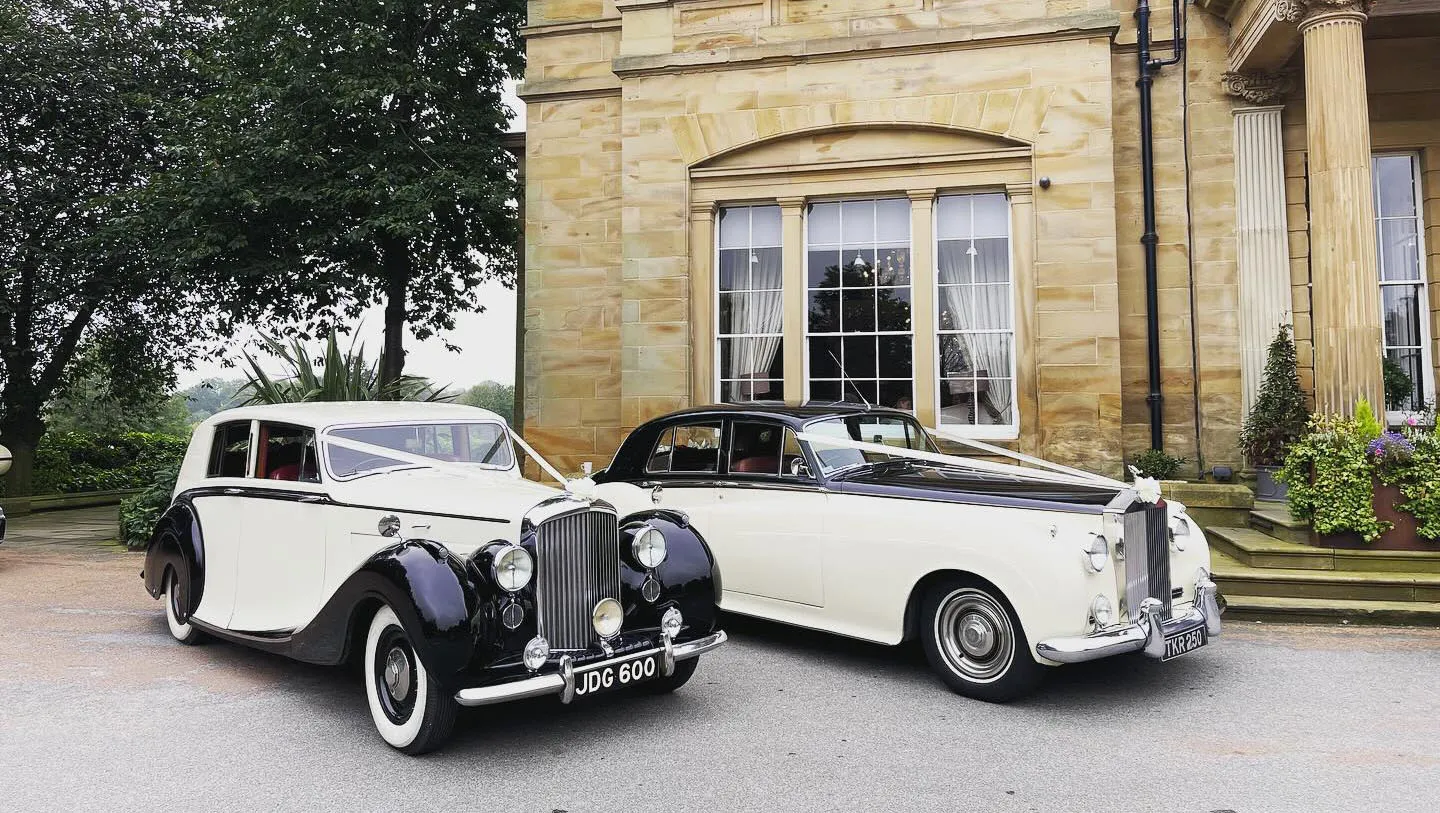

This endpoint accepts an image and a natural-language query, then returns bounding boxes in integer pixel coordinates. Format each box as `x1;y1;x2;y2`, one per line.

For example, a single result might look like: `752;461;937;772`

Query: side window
207;421;252;478
646;423;722;473
729;422;785;475
258;423;320;483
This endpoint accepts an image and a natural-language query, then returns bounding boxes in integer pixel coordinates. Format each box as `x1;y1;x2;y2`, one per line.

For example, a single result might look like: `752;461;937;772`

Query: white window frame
714;204;785;404
801;196;916;408
1373;151;1434;423
931;192;1019;440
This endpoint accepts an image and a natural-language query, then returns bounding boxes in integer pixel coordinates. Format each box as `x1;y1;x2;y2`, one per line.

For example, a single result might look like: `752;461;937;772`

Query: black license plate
573;652;660;698
1161;627;1207;661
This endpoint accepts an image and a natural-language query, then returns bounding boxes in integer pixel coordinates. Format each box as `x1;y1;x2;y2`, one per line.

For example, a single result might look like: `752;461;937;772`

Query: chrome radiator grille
1123;502;1172;619
535;509;620;651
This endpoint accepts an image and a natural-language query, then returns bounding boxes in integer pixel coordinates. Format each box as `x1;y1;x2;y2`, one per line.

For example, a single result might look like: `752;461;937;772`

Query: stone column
778;197;807;405
907;190;937;426
1224;85;1294;414
1281;0;1383;414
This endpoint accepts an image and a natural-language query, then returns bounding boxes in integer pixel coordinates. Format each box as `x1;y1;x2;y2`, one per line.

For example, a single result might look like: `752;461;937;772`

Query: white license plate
1161;627;1207;661
573;652;660;698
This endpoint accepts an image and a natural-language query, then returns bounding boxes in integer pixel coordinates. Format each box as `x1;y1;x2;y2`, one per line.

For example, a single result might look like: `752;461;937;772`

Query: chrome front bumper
454;630;728;708
1035;577;1223;665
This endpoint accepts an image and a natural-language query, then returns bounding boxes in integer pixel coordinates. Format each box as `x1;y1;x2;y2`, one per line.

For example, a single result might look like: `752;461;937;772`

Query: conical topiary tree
1240;324;1310;467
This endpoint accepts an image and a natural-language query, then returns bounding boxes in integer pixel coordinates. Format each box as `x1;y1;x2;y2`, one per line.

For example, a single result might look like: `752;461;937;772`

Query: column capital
689;200;715;220
1275;0;1372;25
1222;70;1296;105
905;188;936;205
775;195;806;211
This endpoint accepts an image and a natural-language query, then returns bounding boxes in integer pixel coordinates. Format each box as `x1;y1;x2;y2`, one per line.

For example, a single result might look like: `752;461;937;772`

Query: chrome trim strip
452;631;727;708
1035;578;1221;665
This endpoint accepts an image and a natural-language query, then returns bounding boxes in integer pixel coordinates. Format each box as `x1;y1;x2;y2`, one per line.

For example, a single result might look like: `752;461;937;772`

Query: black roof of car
643;402;916;428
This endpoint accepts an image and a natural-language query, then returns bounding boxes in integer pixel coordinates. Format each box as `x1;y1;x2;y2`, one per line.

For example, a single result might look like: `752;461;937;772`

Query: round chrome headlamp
1090;594;1114;629
492;545;534;592
1169;515;1190;551
1084;534;1109;573
661;606;683;639
592;598;623;639
632;526;668;569
523;636;549;670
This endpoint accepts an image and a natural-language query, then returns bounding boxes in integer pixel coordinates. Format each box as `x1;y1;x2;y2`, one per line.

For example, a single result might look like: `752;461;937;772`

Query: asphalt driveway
1;507;1437;812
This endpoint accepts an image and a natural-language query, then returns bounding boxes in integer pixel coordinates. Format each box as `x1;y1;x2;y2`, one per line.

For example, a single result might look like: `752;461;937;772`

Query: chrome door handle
223;488;243;495
298;495;325;503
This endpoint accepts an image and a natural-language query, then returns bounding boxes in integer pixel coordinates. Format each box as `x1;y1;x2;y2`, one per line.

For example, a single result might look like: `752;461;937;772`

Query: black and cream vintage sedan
142;402;726;754
591;404;1221;702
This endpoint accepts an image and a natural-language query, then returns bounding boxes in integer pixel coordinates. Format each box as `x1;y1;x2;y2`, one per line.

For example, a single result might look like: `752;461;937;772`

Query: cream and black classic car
592;404;1222;702
142;402;727;754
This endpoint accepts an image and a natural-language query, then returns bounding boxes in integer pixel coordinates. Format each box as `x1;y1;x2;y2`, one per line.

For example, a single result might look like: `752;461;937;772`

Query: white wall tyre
162;570;204;645
920;579;1045;702
364;605;457;755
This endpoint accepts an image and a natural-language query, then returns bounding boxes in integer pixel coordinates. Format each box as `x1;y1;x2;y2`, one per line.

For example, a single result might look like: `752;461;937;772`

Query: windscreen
804;414;936;476
325;422;514;478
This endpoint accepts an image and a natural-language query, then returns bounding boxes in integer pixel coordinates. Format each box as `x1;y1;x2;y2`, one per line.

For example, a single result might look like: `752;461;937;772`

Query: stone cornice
1222;70;1296;104
610;12;1121;78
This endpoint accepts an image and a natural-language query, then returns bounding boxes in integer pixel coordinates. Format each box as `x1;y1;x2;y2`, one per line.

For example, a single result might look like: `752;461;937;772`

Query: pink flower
1406;415;1419;426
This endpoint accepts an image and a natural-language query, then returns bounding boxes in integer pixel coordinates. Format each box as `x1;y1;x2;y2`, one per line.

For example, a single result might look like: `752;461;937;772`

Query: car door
187;420;254;629
226;422;330;633
707;422;828;607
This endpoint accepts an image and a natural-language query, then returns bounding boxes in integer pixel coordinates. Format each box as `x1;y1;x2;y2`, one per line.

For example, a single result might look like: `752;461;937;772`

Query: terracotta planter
1313;477;1439;551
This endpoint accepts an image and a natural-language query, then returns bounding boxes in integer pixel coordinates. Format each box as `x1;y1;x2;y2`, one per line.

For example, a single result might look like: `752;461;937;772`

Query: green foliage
151;0;526;384
1383;357;1415;411
455;381;515;425
175;378;245;423
1;0;218;495
44;360;193;437
1130;449;1188;481
1353;398;1383;442
1239;324;1310;466
119;461;181;549
1382;432;1440;541
0;431;187;496
237;331;451;404
1277;415;1389;542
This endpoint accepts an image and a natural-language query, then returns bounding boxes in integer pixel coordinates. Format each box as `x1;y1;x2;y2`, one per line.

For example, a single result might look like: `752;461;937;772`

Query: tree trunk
378;236;412;396
0;414;46;497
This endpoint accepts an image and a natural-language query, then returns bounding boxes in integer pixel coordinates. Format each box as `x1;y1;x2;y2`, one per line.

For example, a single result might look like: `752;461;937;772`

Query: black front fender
289;539;481;683
142;501;203;621
619;509;721;637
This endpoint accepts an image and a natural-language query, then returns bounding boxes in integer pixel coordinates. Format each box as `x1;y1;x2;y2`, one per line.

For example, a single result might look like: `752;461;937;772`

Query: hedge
1;431;188;496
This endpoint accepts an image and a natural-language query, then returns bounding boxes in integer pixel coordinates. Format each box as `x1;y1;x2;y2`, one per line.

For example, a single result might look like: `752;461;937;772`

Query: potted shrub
1239;324;1309;501
1277;400;1439;549
1130;448;1188;482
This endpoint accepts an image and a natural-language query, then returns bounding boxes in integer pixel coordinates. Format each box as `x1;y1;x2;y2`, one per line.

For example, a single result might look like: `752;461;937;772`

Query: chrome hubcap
383;647;411;702
935;588;1016;683
959;614;996;658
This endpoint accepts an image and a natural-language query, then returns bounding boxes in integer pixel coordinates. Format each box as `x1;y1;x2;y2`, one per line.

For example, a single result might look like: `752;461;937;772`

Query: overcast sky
178;83;527;391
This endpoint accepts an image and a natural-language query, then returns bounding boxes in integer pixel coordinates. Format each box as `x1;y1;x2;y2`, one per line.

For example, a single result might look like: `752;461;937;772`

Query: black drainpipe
1135;0;1185;451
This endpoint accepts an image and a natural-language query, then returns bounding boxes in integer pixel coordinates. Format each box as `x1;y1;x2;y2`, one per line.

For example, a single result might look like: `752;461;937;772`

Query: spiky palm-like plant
237;332;450;405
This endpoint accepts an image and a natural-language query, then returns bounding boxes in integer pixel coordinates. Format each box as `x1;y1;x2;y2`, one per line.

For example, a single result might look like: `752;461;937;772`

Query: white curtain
729;248;783;399
938;239;1013;425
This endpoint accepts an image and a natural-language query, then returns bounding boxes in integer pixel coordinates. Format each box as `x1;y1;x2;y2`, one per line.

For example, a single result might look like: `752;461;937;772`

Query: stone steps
1206;525;1440;573
1222;595;1440;626
1211;550;1440;603
1246;502;1311;545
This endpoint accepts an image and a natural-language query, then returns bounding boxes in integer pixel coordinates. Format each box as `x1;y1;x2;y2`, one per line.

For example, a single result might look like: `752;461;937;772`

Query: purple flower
1368;432;1415;458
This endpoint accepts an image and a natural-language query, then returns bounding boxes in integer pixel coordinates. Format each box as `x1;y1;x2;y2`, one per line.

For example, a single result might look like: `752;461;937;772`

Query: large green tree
0;0;212;494
162;0;525;390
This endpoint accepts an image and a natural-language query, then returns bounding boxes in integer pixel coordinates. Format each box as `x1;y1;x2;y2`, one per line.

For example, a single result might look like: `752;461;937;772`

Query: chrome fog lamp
493;545;534;592
1169;516;1190;551
523;635;550;670
1090;594;1114;629
641;577;661;603
661;606;683;639
592;598;623;639
1084;534;1109;573
632;526;668;569
501;601;525;630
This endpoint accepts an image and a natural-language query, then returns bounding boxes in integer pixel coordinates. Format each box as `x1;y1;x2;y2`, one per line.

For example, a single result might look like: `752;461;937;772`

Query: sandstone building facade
517;0;1440;477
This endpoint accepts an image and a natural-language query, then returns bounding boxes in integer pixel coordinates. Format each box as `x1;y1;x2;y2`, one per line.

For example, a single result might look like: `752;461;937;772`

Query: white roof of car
198;401;507;431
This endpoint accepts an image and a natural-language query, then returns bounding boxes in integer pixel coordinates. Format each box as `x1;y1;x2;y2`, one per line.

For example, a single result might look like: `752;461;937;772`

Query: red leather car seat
731;456;780;473
268;463;301;481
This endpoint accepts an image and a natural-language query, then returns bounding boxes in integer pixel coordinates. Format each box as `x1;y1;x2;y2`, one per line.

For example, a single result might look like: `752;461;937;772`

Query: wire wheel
933;587;1016;684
